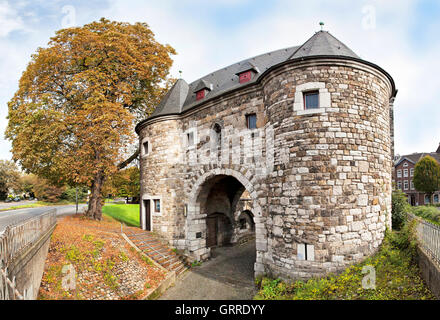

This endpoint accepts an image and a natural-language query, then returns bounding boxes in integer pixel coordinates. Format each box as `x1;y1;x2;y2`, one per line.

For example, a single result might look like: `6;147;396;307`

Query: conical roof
149;78;189;117
289;31;360;60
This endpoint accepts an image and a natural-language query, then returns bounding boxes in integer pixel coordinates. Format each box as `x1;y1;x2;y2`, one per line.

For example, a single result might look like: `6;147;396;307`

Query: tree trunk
85;171;105;220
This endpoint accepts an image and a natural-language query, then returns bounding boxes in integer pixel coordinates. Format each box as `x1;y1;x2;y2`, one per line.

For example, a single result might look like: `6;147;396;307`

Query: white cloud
1;0;439;160
0;0;25;37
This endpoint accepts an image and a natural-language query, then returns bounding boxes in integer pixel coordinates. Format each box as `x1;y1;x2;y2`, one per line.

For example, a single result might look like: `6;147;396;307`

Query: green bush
392;189;410;230
411;205;440;225
61;187;88;203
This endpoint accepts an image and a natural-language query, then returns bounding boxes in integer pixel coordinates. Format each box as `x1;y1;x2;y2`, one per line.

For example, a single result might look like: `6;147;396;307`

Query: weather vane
319;22;325;31
179;70;183;79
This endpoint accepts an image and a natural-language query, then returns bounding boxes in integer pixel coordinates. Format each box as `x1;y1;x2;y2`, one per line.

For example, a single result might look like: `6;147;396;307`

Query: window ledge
296;108;326;116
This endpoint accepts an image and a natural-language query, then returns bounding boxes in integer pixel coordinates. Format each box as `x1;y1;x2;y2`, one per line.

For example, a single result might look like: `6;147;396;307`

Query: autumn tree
32;176;66;203
0;160;22;200
413;155;440;204
6;18;175;219
104;166;140;201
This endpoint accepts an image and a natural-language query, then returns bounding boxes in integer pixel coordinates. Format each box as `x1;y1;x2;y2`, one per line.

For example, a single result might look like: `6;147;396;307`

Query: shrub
61;187;88;203
411;205;440;225
392;189;410;230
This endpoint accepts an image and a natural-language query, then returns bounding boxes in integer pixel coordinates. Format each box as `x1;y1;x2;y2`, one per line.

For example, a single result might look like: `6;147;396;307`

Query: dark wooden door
206;217;217;247
144;200;151;231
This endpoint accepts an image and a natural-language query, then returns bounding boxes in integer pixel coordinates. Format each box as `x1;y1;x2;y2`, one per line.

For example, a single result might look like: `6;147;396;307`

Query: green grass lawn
102;203;140;227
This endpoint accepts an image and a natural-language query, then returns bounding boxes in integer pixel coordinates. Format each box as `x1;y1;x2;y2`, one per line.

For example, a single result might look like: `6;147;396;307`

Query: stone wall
261;60;393;279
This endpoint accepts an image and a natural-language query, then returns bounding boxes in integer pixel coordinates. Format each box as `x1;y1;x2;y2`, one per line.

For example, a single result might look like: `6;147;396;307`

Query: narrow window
304;91;319;109
187;132;194;146
154;199;160;213
404;180;408;190
143;141;149;155
403;169;408;177
397;169;402;178
246;114;257;129
434;194;439;203
410;168;414;177
397;181;402;190
239;71;252;84
410;180;414;190
213;123;221;148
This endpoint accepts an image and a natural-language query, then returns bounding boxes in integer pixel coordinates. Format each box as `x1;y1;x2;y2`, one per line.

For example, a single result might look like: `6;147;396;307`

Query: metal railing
408;213;440;266
0;209;57;300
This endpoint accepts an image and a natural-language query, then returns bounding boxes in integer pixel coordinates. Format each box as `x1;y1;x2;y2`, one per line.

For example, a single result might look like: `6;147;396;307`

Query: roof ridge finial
179;70;182;79
319;21;325;31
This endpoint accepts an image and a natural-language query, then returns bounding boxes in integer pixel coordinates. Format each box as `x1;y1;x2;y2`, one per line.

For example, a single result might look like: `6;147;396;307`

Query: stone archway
186;168;266;277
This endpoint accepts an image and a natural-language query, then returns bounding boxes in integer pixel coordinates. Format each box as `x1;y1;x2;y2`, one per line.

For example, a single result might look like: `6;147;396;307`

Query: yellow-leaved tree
6;18;176;220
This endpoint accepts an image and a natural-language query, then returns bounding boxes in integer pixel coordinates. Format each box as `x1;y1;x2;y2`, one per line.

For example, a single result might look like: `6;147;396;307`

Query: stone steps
125;230;189;276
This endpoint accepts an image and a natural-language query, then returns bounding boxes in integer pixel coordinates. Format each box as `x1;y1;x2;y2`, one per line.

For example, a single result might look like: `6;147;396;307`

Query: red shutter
239;71;252;84
196;89;205;101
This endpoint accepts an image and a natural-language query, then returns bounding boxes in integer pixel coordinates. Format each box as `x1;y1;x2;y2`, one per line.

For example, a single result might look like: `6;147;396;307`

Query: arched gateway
136;30;397;281
185;168;266;275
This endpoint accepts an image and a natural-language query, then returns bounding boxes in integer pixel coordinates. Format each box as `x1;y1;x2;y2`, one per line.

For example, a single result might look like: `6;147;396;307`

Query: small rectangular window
434;194;439;203
297;243;315;261
397;181;402;190
403;169;408;177
143;141;149;155
154;199;160;213
246;114;257;129
404;180;408;190
304;91;319;109
410;168;414;177
187;132;194;146
397;170;402;178
410;180;414;190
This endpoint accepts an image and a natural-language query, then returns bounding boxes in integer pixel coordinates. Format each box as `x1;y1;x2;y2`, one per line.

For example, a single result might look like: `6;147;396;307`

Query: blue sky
0;0;439;162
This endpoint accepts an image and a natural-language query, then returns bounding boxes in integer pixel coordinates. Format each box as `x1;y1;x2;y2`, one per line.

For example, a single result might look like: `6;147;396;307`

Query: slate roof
395;152;440;166
288;31;360;60
139;30;395;129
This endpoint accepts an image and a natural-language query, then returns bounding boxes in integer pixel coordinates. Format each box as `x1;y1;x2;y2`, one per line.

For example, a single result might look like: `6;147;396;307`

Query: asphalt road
0;204;87;233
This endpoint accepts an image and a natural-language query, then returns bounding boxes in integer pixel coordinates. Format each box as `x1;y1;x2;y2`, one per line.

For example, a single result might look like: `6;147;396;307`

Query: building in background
394;144;440;206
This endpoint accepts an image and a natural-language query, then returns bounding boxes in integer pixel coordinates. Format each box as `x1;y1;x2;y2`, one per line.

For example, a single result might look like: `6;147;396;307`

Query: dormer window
235;62;259;85
193;80;213;101
239;71;252;84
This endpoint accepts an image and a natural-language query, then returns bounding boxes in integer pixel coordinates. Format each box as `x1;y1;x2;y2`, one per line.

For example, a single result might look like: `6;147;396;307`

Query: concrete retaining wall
417;247;440;299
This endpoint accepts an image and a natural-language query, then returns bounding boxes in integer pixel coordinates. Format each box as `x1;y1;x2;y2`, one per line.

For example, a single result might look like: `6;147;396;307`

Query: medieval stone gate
136;30;397;280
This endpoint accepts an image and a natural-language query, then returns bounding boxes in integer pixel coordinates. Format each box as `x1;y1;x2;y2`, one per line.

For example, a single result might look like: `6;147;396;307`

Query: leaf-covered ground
38;215;166;300
255;225;436;300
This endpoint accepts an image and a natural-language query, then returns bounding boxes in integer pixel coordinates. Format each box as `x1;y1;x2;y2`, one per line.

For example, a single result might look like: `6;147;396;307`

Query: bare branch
117;148;140;170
